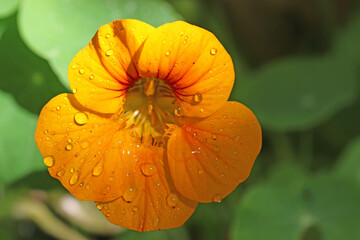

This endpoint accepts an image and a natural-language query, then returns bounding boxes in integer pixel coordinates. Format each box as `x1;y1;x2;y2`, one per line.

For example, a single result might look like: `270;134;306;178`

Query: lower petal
167;102;262;203
95;146;197;232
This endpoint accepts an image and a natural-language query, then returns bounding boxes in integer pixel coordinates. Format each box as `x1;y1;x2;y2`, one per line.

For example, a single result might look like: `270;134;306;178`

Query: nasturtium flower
35;19;261;232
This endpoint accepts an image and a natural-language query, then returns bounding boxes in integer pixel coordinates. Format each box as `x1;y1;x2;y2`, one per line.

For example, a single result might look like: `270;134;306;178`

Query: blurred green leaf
0;90;44;185
18;0;182;89
0;18;67;114
332;10;360;69
114;227;189;240
231;164;360;240
335;136;360;183
0;0;19;18
235;56;358;131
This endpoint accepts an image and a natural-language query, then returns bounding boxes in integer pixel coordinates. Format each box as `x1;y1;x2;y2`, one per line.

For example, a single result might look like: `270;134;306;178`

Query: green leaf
335;136;360;183
234;56;358;131
0;90;44;184
114;227;190;240
18;0;182;89
0;18;67;114
0;0;20;18
231;165;360;240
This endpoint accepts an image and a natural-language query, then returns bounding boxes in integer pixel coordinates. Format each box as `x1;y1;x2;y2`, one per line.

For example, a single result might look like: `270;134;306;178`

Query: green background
0;0;359;239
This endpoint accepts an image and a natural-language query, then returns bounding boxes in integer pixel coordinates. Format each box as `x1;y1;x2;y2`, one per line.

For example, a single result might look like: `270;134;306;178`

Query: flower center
122;78;178;144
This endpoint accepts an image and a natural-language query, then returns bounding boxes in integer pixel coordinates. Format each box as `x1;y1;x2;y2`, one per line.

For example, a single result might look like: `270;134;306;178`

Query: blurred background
0;0;359;239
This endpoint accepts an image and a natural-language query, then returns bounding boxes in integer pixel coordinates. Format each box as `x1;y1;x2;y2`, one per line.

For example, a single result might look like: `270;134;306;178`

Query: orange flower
35;20;261;232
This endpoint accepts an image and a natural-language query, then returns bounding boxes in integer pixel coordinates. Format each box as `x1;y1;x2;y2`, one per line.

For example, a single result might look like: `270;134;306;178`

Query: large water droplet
69;172;79;185
140;163;156;176
79;69;85;74
210;48;218;55
193;92;203;103
167;193;178;208
74;112;88;125
44;155;55;167
92;162;103;176
123;187;137;202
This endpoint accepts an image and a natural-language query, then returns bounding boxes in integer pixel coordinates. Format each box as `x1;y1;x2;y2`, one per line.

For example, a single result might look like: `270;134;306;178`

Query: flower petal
137;21;234;118
35;93;148;202
95;146;197;232
69;19;155;113
167;102;262;203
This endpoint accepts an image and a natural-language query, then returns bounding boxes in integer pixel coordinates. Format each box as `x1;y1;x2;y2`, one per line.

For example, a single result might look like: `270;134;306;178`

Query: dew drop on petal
56;105;61;111
200;107;204;113
74;112;88;125
123;187;137;202
72;88;77;94
210;48;218;55
71;64;78;69
193;92;203;103
80;140;90;149
105;50;114;56
92;162;103;176
67;138;72;144
140;163;156;176
97;203;103;210
44;155;55;167
65;144;73;151
43;129;49;134
86;184;91;190
132;206;139;212
153;217;160;227
198;169;204;175
89;74;94;80
69;168;75;173
79;69;85;74
212;194;222;203
56;170;65;177
105;34;111;39
166;193;179;208
165;50;170;56
69;172;79;185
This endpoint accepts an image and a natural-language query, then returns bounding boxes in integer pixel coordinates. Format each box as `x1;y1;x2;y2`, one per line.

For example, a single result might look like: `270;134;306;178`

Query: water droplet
105;34;111;39
44;156;55;167
105;49;114;56
132;206;139;212
213;194;222;202
165;50;171;56
80;140;90;149
140;163;156;176
166;193;178;208
186;126;192;133
69;168;75;173
43;129;49;134
56;105;61;111
72;88;77;94
67;138;72;143
200;108;204;113
69;172;79;185
71;64;78;69
123;187;137;202
97;203;103;210
86;184;91;190
108;176;114;181
210;48;218;55
79;69;85;74
57;170;65;177
179;31;184;36
92;162;103;176
79;182;84;187
74;112;88;125
193;92;203;103
174;107;181;117
212;135;217;140
89;74;94;80
198;169;204;175
153;217;160;227
65;144;73;151
106;213;110;217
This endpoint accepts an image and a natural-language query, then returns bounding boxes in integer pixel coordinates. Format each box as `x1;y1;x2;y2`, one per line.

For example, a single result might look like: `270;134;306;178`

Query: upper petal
167;102;262;203
69;19;155;113
95;146;197;232
35;93;149;202
137;21;234;118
